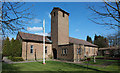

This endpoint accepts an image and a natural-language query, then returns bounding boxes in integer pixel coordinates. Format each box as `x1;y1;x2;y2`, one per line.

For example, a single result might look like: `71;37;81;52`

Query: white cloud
35;32;51;36
27;27;43;31
48;13;51;19
29;18;41;24
75;29;79;32
33;18;41;23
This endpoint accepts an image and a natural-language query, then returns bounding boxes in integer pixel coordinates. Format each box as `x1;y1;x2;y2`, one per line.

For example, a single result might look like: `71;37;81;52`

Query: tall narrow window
78;48;81;54
30;45;33;53
45;46;47;54
63;12;64;17
54;12;55;16
77;48;78;54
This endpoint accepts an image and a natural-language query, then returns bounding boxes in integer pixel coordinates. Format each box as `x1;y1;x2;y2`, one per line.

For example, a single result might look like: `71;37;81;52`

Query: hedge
8;56;24;62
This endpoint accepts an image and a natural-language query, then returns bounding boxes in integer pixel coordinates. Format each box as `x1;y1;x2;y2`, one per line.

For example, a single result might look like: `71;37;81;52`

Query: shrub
8;56;24;62
8;56;12;60
48;54;53;59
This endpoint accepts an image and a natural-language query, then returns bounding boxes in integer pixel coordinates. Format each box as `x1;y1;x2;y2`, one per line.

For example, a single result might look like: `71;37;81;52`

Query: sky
9;2;117;41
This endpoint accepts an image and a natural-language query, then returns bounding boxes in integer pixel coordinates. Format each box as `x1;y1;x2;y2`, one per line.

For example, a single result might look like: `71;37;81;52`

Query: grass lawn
83;59;119;65
2;61;120;72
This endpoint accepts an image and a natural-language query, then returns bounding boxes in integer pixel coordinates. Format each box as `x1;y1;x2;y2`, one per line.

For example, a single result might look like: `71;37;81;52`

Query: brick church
17;7;98;62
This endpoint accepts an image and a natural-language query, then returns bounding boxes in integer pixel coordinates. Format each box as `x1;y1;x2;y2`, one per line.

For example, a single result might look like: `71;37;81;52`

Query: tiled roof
69;37;97;47
18;32;51;43
18;32;97;47
99;46;119;50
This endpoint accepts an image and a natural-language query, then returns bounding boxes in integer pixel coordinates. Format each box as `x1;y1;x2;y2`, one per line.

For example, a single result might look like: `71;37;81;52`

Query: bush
48;54;53;59
8;56;24;62
8;56;12;60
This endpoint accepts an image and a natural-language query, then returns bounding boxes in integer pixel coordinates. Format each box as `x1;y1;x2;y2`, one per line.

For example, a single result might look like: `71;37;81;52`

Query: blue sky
10;2;116;41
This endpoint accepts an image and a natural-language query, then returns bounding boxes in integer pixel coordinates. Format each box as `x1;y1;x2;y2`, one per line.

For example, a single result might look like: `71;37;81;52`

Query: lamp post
43;19;46;64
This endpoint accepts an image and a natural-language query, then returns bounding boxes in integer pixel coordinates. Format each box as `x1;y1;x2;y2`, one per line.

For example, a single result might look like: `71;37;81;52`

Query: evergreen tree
3;37;10;56
3;37;22;57
13;39;22;57
10;38;15;57
94;35;109;48
86;35;92;43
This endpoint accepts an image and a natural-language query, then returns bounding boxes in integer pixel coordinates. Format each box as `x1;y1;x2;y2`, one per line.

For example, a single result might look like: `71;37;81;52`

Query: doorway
53;49;57;59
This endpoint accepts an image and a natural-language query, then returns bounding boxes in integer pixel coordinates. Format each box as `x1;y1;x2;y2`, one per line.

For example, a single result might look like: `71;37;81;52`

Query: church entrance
53;49;57;59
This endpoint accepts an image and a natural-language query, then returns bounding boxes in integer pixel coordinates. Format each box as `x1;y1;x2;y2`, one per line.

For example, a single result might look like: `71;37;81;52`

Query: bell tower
51;7;69;49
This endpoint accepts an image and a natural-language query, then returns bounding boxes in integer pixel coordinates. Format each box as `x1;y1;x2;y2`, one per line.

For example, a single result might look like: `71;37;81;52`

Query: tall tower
51;7;69;49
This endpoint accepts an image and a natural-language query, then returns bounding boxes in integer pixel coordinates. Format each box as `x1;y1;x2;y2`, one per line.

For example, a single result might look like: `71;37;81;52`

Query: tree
10;38;15;56
86;35;92;43
94;34;109;48
3;37;22;57
89;0;120;30
1;2;33;36
3;37;10;56
107;32;119;47
13;39;22;57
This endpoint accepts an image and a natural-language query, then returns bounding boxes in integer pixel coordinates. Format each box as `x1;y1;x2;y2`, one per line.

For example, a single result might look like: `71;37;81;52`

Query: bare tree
0;2;33;36
107;32;119;47
88;0;120;30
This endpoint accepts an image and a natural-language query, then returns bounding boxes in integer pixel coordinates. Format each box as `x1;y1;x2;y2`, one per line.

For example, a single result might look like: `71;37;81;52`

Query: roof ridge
19;32;45;37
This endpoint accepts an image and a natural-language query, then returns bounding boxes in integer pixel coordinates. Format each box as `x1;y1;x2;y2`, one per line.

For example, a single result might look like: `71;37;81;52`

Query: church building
17;7;98;62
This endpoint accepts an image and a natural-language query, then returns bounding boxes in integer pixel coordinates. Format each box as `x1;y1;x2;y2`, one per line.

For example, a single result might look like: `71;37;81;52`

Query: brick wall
22;41;52;60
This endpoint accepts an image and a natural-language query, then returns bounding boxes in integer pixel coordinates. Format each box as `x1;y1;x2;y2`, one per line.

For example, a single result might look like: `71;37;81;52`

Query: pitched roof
99;46;119;50
18;32;97;47
18;32;52;43
69;37;97;47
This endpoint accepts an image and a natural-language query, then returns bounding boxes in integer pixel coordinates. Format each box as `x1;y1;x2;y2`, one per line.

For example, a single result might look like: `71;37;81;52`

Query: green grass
2;61;120;72
83;59;119;65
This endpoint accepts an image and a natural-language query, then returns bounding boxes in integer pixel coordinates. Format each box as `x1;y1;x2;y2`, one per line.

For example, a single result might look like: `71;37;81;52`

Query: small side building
17;32;52;60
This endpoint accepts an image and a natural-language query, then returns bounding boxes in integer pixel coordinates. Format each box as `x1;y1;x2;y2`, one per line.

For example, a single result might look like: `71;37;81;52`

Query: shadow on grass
65;63;110;73
1;61;118;73
2;62;20;73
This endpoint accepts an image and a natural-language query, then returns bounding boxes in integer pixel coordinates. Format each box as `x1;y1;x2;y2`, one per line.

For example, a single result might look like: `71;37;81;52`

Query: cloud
35;32;51;36
75;29;79;32
29;18;41;24
33;18;41;23
27;27;43;31
48;13;51;19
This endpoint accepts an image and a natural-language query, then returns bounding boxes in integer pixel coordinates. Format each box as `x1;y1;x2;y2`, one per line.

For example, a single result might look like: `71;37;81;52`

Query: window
77;48;78;54
77;48;82;55
62;48;67;55
54;12;55;16
63;12;64;17
30;45;33;53
45;46;47;54
78;48;80;54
